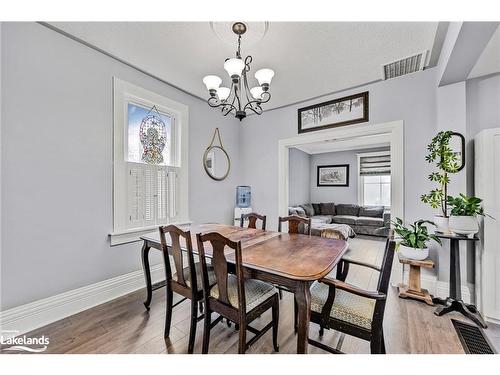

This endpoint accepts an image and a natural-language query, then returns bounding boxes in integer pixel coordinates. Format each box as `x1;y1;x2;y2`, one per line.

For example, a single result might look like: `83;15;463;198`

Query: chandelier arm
234;82;243;111
207;96;237;114
242;69;254;106
243;101;263;116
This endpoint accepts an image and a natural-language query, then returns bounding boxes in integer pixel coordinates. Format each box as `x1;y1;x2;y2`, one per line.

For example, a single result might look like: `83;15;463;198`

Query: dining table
139;223;348;354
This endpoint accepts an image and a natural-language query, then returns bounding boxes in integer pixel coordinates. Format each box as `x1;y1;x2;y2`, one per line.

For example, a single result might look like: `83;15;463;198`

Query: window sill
109;219;192;246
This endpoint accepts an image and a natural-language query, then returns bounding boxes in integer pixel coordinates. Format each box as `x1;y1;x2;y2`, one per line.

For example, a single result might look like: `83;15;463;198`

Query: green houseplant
420;131;461;231
392;218;441;260
447;194;493;237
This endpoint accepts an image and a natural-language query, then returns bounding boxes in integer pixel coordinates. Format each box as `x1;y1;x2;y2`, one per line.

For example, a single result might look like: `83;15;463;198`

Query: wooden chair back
196;232;245;310
376;229;396;295
278;215;312;235
159;225;196;290
240;212;267;230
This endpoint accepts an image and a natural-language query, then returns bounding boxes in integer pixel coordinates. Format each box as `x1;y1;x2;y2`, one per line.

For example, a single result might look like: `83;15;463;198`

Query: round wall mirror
203;145;230;181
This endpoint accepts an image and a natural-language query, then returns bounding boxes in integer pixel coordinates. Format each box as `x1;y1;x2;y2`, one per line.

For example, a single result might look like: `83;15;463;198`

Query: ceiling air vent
382;51;428;80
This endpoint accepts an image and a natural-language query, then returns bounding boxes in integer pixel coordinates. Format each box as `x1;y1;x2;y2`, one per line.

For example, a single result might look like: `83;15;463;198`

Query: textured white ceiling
50;22;439;109
469;25;500;79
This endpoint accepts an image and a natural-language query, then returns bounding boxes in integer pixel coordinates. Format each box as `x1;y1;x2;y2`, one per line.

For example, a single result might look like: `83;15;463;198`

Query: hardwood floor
5;235;499;354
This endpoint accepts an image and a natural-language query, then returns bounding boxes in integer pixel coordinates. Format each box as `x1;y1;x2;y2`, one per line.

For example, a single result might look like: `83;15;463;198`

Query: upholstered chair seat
310;280;375;329
210;275;277;312
179;263;217;291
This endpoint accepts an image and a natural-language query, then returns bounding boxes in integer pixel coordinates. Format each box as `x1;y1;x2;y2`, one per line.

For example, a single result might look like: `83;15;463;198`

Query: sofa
288;203;390;237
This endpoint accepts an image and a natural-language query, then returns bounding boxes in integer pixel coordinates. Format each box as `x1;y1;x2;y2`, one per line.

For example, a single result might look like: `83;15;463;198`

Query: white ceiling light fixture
202;22;275;121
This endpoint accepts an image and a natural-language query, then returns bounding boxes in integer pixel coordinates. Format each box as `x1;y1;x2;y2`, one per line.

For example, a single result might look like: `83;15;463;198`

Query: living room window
357;151;391;207
111;78;189;245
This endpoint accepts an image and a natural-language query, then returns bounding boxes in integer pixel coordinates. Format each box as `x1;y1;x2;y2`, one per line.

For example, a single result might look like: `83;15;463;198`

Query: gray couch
288;203;390;237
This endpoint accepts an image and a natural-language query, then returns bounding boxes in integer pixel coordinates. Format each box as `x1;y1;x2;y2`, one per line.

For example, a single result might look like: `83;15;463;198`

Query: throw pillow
335;204;360;216
359;206;384;218
300;203;315;217
295;207;307;217
320;202;336;215
288;207;298;216
312;203;321;215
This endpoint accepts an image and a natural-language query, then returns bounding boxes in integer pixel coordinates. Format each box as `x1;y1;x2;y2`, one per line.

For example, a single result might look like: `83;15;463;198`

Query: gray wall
240;68;438;229
288;148;310;206
310;147;389;205
466;73;500;138
0;23;241;309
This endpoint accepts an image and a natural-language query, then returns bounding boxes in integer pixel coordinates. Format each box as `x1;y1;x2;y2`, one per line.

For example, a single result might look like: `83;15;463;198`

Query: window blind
359;154;391;176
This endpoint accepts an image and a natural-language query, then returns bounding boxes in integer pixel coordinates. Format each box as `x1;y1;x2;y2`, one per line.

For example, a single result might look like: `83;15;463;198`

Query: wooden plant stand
398;254;435;306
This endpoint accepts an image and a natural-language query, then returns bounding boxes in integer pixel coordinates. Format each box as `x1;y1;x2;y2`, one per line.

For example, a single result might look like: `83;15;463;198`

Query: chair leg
381;330;386;354
370;332;384;354
278;289;283;300
202;309;211;354
293;298;298;333
187;299;198;354
199;300;204;314
319;326;324;337
164;287;173;338
272;295;280;352
238;321;247;354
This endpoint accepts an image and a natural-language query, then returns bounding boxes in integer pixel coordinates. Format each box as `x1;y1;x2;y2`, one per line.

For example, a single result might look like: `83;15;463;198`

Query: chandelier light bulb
224;58;245;80
218;87;231;101
202;75;222;93
255;68;275;87
250;86;264;100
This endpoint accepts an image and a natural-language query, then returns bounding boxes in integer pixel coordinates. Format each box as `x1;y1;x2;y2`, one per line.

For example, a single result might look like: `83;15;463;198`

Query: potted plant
421;131;461;232
447;194;493;237
392;218;441;260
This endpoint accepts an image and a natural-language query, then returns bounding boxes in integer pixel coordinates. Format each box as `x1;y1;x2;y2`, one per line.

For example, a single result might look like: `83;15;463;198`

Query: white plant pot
434;215;449;233
449;215;479;237
399;245;429;261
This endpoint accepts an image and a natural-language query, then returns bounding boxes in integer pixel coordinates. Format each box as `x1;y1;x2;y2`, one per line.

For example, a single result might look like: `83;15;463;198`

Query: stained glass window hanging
127;103;172;165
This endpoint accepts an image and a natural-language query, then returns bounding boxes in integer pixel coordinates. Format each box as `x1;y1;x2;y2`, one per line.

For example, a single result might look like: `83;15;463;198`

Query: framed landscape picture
298;91;369;133
317;164;349;187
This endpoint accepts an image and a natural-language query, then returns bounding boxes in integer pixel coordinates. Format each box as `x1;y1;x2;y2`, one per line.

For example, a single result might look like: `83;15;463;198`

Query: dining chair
303;230;396;354
159;225;217;354
278;215;312;235
240;212;267;230
196;231;280;354
276;215;312;299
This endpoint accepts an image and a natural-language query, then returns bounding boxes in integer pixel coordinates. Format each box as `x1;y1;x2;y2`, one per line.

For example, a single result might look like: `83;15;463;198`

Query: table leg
449;238;461;300
141;241;153;311
294;281;311;354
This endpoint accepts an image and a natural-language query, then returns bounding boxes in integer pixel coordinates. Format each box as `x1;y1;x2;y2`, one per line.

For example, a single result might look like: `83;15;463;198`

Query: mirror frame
203;145;231;181
442;131;466;173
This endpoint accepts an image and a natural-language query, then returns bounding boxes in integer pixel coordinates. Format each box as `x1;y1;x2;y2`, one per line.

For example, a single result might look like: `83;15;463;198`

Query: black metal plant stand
432;232;487;328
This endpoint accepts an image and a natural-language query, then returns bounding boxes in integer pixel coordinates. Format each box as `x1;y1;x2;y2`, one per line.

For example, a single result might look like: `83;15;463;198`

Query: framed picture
298;91;369;134
317;164;349;187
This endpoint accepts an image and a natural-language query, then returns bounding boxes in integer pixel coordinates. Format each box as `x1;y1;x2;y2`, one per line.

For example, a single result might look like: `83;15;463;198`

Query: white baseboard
402;271;472;304
0;263;166;336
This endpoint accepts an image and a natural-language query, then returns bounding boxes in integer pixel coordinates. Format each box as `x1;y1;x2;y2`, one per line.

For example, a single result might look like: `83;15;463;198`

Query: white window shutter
168;169;177;219
157;167;168;222
127;165;143;227
143;166;156;226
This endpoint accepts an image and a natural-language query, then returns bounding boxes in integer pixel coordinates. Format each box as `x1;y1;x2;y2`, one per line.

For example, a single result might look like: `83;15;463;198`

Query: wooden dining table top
141;223;348;281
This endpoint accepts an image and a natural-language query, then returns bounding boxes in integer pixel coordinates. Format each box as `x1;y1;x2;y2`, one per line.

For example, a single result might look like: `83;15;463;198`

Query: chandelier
202;22;275;121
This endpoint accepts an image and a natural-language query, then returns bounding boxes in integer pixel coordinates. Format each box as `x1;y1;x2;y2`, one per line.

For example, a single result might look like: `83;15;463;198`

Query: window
362;175;391;206
358;151;391;207
111;78;189;245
